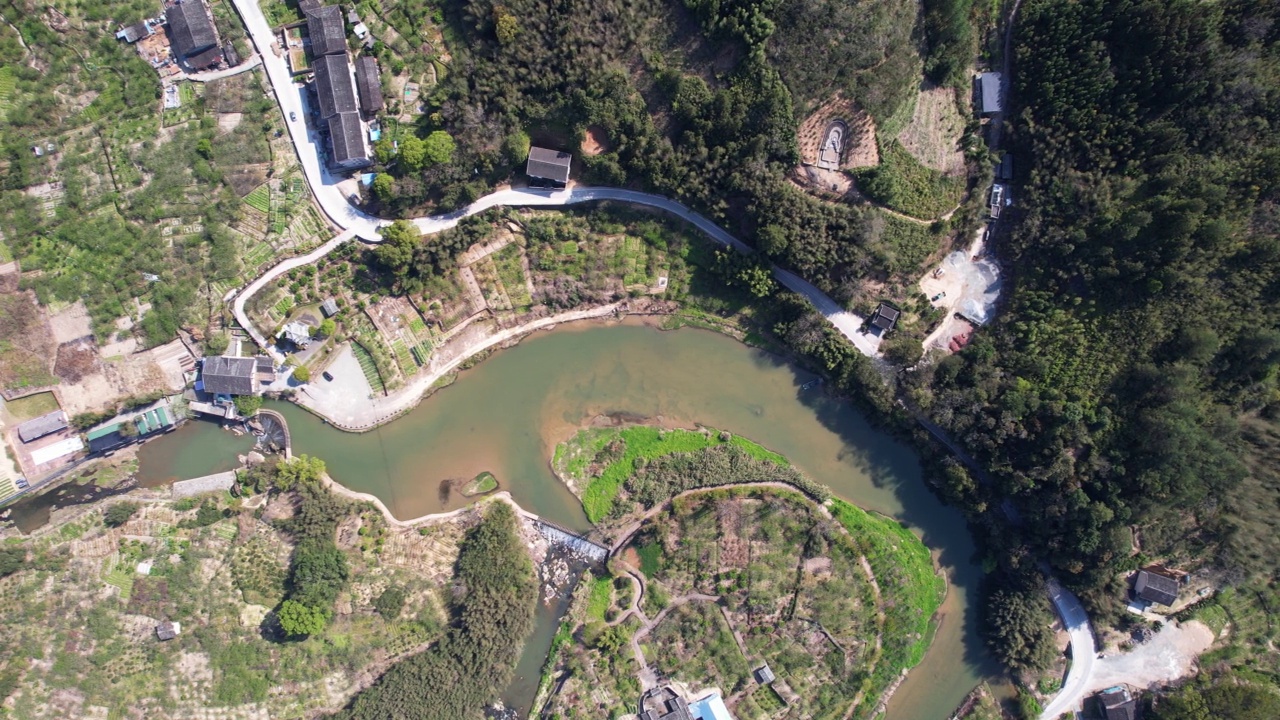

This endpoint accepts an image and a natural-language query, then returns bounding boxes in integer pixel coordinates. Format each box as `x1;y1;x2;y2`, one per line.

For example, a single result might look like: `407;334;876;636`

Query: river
142;321;995;718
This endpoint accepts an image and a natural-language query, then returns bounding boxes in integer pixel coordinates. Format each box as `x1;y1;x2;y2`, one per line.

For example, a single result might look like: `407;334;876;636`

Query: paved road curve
1041;579;1097;720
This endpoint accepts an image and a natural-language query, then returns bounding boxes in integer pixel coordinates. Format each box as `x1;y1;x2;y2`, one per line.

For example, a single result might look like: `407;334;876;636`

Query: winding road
224;0;1094;715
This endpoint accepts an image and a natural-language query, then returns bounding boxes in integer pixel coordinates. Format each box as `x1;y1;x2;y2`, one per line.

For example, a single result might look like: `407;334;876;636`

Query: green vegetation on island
553;425;819;523
541;485;944;719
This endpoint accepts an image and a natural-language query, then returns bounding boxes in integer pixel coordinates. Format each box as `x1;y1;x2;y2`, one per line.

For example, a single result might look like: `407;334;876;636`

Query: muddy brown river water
139;321;996;718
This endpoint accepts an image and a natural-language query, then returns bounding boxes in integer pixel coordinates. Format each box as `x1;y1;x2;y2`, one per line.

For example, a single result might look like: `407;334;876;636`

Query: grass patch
829;498;945;679
4;392;61;422
874;211;944;275
855;139;965;220
556;426;788;523
461;471;498;496
586;576;613;622
636;542;662;578
492;243;532;308
351;342;386;394
244;184;271;214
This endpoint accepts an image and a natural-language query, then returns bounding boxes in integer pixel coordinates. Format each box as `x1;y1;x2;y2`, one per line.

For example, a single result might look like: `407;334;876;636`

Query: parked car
289;111;297;122
323;371;334;382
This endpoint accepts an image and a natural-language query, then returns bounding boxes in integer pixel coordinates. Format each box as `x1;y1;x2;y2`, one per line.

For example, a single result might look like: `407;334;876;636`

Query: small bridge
533;518;609;563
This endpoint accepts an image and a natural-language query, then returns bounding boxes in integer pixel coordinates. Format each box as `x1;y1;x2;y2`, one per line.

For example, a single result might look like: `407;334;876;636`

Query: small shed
16;410;69;443
320;298;339;317
526;147;572;185
1134;569;1179;606
754;663;775;685
155;621;182;641
115;22;152;43
1097;686;1137;720
977;72;1003;115
871;304;900;333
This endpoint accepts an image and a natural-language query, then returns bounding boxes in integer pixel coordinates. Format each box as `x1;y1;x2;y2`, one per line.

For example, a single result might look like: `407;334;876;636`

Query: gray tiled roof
16;410;68;443
1135;570;1179;606
202;356;258;395
355;56;383;113
307;4;347;57
979;71;1003;114
165;1;217;59
527;147;572;183
327;112;370;167
313;54;357;119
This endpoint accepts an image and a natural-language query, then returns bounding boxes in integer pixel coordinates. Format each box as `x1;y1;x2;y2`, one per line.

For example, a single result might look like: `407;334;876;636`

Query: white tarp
29;437;84;465
690;693;735;720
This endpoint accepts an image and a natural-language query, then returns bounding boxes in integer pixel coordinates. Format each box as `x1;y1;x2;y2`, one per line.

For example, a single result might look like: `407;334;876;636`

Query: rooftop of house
313;53;358;119
1099;686;1137;720
16;410;68;443
320;298;339;317
355;55;383;113
527;146;572;183
201;356;258;396
327;111;370;166
978;71;1004;114
871;303;900;331
1135;569;1180;606
306;4;347;58
165;0;217;59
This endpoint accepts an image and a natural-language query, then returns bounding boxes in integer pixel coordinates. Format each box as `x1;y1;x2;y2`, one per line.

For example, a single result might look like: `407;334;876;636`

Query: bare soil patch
54;338;100;383
48;300;93;344
582;126;610;156
797;94;878;170
897;84;967;176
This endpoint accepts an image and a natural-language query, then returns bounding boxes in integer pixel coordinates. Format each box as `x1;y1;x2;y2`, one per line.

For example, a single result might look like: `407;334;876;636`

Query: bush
292;365;311;383
278;599;328;636
0;547;26;577
104;502;140;528
234;395;263;417
374;586;406;620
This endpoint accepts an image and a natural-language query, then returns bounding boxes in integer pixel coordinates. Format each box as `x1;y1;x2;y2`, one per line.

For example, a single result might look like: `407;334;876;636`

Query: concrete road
229;0;385;238
186;54;263;82
1040;579;1097;720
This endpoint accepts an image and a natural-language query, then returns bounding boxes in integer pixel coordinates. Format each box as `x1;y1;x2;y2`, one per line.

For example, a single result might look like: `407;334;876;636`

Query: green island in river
540;425;946;720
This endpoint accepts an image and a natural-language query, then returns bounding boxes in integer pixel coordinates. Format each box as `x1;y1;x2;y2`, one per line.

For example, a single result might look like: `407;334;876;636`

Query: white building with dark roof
165;0;218;60
200;356;259;396
526;147;572;185
16;410;69;443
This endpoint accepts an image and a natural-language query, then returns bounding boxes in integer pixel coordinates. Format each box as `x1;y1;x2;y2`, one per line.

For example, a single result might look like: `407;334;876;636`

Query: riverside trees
336;502;536;719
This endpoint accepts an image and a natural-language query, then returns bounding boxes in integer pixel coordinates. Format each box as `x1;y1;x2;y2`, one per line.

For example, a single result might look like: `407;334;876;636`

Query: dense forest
368;0;935;298
902;0;1280;676
334;502;536;719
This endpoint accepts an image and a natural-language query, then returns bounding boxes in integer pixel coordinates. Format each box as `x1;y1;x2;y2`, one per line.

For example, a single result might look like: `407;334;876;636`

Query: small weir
534;519;609;563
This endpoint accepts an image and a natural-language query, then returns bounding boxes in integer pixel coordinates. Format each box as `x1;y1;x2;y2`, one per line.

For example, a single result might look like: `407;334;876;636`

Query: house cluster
639;686;734;720
300;1;383;170
116;0;237;75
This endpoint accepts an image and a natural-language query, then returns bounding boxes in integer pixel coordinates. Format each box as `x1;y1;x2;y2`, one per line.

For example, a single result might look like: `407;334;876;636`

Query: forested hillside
917;0;1280;629
372;0;931;296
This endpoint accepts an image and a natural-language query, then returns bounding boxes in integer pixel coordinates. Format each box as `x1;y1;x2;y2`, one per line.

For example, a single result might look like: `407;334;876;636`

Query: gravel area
1088;620;1215;693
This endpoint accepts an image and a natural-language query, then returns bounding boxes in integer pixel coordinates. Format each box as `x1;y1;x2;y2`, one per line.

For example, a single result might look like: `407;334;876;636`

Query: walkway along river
142;322;998;718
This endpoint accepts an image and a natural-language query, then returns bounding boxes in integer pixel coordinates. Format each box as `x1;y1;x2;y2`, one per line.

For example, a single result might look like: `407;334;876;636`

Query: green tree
104;502;140;527
372;173;395;201
375;220;421;286
882;335;924;366
274;455;327;491
374;585;406;620
0;547;26;577
278;599;328;636
206;332;230;355
316;318;336;339
983;577;1057;673
493;6;520;44
292;365;311;383
399;135;427;171
423;131;456;166
234;395;263;417
373;137;396;164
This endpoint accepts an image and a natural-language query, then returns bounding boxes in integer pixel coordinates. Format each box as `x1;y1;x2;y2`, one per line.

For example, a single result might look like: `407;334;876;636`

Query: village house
164;0;220;67
871;303;900;333
1095;686;1138;720
15;411;69;444
354;55;383;115
306;4;347;58
199;356;259;396
277;321;312;349
1133;568;1180;607
155;621;181;641
526;147;572;187
977;71;1003;115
